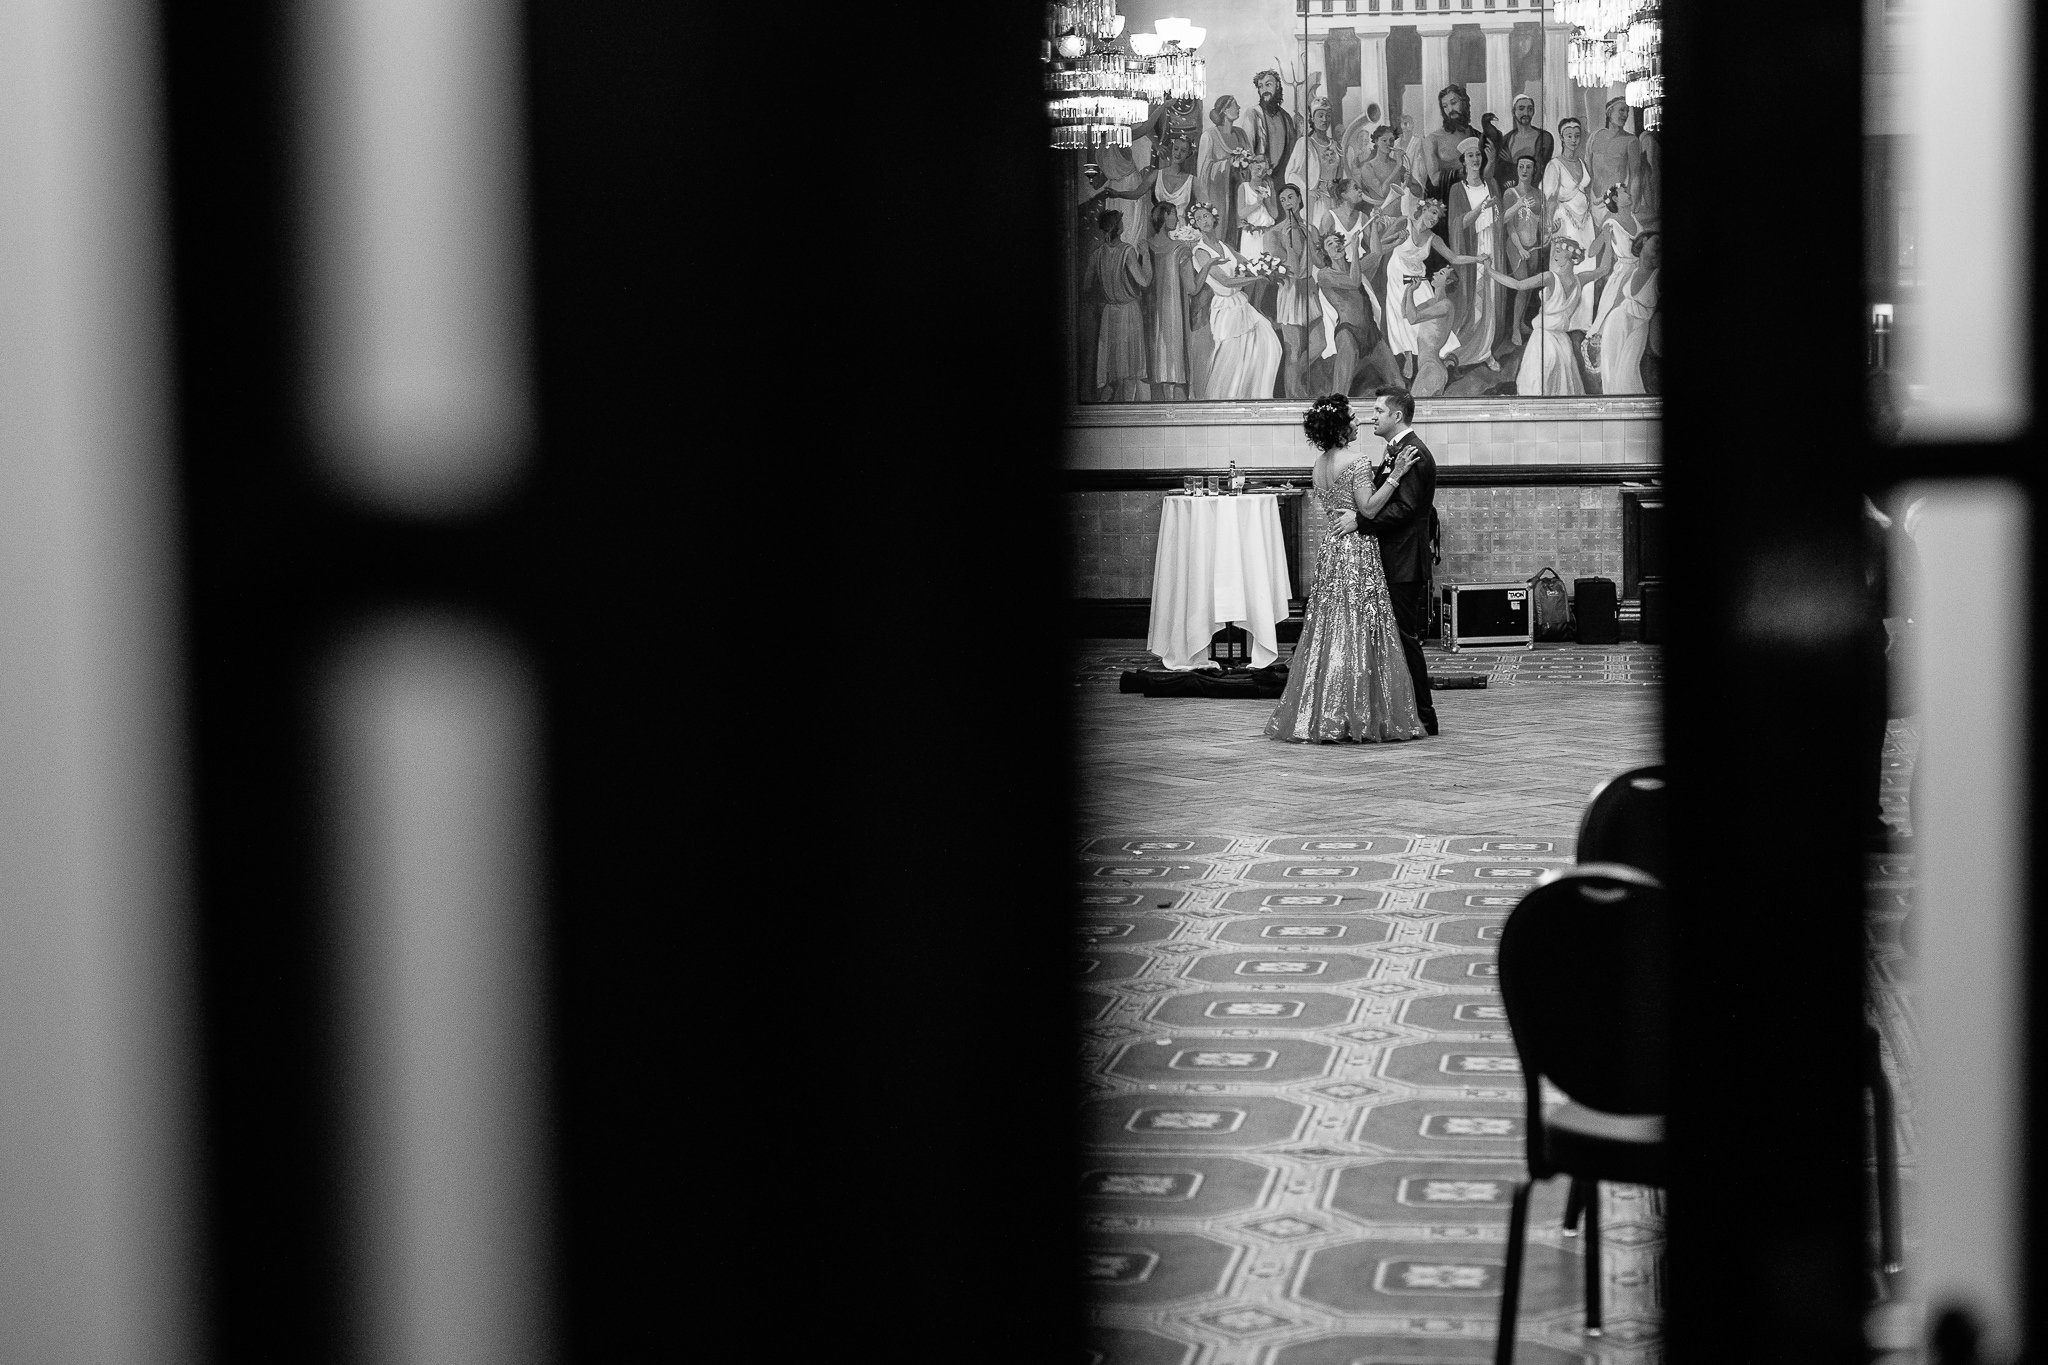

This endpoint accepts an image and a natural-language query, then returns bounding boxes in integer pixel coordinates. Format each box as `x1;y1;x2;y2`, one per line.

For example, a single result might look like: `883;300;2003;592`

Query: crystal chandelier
1559;0;1662;111
1044;5;1206;150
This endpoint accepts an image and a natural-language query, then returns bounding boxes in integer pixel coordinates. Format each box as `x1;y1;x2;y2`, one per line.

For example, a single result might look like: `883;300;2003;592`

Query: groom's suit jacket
1358;429;1438;583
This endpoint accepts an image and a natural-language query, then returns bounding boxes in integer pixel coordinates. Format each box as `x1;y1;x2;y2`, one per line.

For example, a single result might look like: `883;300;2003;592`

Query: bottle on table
1228;460;1243;494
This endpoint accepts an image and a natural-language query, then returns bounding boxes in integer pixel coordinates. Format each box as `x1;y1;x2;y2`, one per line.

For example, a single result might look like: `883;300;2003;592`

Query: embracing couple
1265;387;1439;744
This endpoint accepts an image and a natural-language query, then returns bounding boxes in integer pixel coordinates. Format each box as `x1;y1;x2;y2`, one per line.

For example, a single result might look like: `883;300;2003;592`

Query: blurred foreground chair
1572;764;1902;1293
1495;864;1668;1365
1576;764;1667;883
1561;766;1669;1266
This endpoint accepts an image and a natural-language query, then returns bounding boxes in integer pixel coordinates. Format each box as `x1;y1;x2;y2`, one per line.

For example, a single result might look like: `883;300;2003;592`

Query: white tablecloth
1147;493;1295;670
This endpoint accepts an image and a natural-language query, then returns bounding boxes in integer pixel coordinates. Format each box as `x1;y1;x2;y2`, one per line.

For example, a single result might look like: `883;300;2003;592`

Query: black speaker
1573;576;1619;644
1639;576;1664;643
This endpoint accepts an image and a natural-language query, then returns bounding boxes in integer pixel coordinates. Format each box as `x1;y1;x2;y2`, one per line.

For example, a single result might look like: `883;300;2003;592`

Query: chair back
1576;765;1668;883
1498;864;1671;1118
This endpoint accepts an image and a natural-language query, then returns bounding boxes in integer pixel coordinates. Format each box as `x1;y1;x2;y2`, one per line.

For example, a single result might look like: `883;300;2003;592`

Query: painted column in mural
1419;28;1449;120
1320;27;1362;132
1302;29;1326;120
1541;19;1571;134
1358;32;1387;126
1483;25;1515;124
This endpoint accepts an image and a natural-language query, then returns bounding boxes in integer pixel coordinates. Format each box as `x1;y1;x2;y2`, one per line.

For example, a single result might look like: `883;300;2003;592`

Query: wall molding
1067;464;1665;492
1065;396;1663;428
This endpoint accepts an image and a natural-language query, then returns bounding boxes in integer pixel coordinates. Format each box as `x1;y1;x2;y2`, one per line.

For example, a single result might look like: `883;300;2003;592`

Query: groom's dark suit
1359;429;1439;733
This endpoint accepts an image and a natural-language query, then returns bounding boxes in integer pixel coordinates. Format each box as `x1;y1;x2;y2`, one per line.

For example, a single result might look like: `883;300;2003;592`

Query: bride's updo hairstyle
1303;393;1356;452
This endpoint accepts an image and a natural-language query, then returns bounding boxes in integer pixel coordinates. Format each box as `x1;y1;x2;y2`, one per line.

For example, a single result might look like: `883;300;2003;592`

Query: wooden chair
1494;864;1669;1365
1575;764;1668;884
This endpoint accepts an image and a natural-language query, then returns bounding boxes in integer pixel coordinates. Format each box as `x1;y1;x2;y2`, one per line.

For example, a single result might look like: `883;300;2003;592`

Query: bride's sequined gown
1265;457;1426;743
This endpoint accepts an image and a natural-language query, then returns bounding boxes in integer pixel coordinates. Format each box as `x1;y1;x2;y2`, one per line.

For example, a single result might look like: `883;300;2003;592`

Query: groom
1332;386;1439;734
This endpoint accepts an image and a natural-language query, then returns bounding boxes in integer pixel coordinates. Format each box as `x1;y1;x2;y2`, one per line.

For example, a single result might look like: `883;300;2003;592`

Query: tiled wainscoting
1436;484;1625;587
1065;397;1661;471
1070;485;1632;601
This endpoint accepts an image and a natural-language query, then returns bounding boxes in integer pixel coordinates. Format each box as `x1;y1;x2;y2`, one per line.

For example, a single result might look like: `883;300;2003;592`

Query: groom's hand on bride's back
1329;510;1360;535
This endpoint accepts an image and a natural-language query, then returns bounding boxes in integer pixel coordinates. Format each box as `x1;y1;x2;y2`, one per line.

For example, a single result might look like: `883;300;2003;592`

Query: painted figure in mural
1382;199;1483;387
1151;131;1198;228
1632;108;1662;232
1144;200;1196;402
1189;202;1282;401
1355;124;1420;223
1360;206;1413;340
1392;112;1420;176
1490;237;1615;396
1086;142;1159;254
1585;180;1644;344
1273;182;1323;401
1237;157;1283;324
1248;69;1298;203
1183;202;1220;400
1446;137;1504;372
1597;230;1660;394
1321;174;1408;351
1542;117;1598;271
1198;96;1250;242
1084;208;1153;402
1501;152;1549;347
1484;94;1553;198
1340;101;1386;184
1316;178;1374;271
1586;96;1643;206
1129;97;1204;176
1399;264;1461;398
1314;231;1376;397
1362;203;1411;270
1287;94;1344;227
1409;84;1490;209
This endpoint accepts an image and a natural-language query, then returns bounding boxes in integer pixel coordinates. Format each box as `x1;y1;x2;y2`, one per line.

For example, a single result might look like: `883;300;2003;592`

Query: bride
1265;393;1427;744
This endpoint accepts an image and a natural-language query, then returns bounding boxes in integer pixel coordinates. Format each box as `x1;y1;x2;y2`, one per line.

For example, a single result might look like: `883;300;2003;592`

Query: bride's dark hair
1303;393;1356;451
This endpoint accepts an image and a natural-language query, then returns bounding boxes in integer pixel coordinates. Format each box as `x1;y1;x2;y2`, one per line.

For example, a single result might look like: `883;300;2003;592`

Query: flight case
1439;581;1534;651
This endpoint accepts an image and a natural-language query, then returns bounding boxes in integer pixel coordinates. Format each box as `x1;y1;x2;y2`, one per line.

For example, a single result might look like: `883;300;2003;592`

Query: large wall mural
1068;0;1663;405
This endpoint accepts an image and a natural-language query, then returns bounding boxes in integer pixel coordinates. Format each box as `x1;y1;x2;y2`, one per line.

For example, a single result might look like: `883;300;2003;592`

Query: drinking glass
1182;474;1198;496
1204;475;1219;496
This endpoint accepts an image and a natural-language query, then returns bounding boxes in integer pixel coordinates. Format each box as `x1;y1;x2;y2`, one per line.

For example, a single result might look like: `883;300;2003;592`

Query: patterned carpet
1071;643;1918;1364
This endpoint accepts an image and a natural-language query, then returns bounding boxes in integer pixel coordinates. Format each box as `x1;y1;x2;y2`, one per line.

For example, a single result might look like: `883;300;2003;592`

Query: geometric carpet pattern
1073;654;1919;1365
1077;834;1661;1365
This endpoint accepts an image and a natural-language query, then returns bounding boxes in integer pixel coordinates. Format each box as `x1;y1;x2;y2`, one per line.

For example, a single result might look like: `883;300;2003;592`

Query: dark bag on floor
1573;577;1619;644
1529;567;1573;641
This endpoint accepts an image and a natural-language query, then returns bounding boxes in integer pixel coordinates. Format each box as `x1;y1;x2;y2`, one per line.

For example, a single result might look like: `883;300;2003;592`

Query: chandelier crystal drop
1560;0;1662;111
1043;3;1205;151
